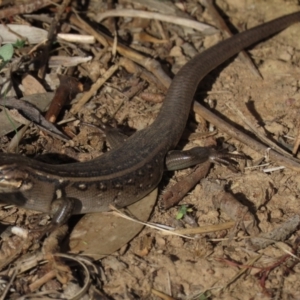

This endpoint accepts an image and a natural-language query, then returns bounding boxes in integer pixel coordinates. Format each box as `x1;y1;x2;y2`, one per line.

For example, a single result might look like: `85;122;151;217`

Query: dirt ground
1;0;300;299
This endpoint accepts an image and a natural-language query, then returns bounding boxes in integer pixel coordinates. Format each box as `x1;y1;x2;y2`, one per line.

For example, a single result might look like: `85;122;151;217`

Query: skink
1;11;300;226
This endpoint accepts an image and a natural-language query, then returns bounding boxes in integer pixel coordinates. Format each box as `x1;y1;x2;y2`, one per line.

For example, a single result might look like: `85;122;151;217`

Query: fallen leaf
69;189;158;259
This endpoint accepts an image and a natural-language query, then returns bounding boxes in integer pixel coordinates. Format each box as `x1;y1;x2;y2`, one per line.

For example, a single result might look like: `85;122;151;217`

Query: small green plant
199;291;211;300
176;204;193;220
13;39;26;49
0;43;14;71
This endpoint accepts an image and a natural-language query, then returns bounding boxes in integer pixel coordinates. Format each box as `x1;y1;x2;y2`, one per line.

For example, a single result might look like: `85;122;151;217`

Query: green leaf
13;40;26;49
0;44;14;70
175;211;184;220
199;293;209;300
0;44;14;62
176;205;188;220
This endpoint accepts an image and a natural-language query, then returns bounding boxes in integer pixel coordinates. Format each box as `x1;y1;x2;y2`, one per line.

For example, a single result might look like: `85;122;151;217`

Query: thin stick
202;0;262;78
95;9;217;34
193;102;300;172
71;63;119;114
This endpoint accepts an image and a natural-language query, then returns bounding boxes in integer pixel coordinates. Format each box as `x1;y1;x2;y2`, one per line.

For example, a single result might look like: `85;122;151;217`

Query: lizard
0;11;300;228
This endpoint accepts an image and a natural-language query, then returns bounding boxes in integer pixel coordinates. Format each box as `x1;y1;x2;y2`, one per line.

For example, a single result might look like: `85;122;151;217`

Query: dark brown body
1;12;300;214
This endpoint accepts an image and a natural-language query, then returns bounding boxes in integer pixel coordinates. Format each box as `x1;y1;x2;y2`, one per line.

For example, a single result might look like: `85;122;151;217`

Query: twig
0;0;58;19
38;0;72;79
292;123;300;155
69;13;172;88
29;270;56;292
202;0;262;78
0;268;17;300
71;63;119;114
221;255;262;291
119;57;167;92
70;11;109;47
248;215;300;250
45;75;83;123
109;205;194;239
161;160;211;210
193;102;300;172
173;221;235;235
95;9;218;34
226;102;291;157
151;289;176;300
